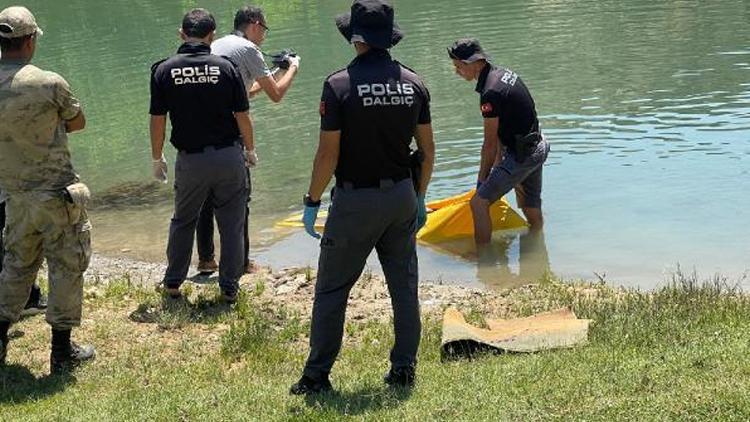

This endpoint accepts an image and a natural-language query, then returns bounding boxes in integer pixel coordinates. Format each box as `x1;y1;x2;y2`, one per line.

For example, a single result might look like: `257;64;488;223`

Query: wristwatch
303;193;321;207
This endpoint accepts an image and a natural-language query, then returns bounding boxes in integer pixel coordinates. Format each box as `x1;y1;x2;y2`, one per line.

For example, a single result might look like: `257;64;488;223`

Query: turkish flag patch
481;103;493;113
319;101;326;116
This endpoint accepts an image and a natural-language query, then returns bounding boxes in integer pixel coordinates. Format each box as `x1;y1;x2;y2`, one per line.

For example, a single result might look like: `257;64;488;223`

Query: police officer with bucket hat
290;0;435;395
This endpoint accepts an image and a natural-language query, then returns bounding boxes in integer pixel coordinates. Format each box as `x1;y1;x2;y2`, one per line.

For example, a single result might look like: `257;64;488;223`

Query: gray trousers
303;179;421;380
163;144;248;295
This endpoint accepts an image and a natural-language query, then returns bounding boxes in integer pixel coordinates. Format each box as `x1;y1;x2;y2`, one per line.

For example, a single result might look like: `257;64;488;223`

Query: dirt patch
248;266;556;322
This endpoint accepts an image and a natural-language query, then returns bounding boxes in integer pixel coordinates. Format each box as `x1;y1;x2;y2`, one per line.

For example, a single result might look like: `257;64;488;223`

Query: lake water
5;0;748;289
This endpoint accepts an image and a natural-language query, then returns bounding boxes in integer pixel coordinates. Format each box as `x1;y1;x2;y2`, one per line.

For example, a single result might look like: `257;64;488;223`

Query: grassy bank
2;273;750;421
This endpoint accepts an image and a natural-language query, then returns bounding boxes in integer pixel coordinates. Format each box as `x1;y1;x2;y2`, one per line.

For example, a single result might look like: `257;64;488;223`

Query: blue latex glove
417;194;427;231
303;205;321;239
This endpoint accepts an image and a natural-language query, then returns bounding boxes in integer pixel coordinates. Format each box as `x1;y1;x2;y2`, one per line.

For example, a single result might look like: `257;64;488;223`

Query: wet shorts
477;137;550;209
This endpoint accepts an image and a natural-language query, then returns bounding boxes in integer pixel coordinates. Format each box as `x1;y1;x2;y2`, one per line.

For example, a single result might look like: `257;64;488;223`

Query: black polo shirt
475;63;539;153
150;42;249;152
320;49;431;187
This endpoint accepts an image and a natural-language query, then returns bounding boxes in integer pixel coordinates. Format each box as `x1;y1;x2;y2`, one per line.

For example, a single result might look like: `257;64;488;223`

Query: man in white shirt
212;6;300;101
195;5;301;275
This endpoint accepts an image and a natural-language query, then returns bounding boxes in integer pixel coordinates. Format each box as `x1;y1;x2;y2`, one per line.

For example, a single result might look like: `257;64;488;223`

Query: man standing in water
448;39;549;244
195;5;301;275
0;6;95;373
150;9;253;303
291;0;435;394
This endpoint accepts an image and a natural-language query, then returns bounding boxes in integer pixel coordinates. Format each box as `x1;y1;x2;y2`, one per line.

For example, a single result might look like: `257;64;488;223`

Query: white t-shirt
211;34;272;91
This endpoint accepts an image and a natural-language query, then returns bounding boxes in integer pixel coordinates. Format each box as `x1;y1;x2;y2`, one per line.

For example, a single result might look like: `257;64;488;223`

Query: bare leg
470;194;493;244
521;207;544;231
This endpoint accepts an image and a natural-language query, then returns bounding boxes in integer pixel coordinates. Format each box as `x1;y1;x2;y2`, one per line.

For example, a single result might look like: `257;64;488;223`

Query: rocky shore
84;253;602;323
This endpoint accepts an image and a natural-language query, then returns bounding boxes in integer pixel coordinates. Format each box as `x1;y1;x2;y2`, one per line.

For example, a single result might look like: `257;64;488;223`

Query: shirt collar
177;42;211;55
349;48;391;66
475;63;493;93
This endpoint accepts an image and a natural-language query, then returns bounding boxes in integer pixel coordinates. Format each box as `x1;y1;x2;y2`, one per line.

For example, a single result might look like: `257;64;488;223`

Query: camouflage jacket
0;60;80;194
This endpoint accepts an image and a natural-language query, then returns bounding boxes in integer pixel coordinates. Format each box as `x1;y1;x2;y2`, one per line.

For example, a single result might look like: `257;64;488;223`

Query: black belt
335;173;410;190
179;142;239;154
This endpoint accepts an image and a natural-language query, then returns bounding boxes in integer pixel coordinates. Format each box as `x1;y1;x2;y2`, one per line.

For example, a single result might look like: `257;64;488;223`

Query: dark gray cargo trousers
303;179;421;380
163;144;248;295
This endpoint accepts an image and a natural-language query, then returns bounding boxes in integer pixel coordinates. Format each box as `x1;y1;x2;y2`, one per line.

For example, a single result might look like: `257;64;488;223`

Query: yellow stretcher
418;189;527;243
275;189;528;243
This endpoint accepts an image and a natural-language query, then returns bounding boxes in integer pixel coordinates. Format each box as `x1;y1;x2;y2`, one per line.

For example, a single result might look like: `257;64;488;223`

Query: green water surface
2;0;748;288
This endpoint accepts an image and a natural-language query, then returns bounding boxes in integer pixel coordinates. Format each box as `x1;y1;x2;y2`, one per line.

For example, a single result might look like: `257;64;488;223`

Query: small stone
276;284;295;295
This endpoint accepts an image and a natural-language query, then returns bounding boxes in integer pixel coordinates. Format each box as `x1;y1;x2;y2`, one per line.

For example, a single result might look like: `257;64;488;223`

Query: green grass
2;272;750;421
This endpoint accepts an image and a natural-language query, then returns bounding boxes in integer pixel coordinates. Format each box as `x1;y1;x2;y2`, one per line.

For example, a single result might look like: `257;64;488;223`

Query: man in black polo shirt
290;0;435;395
149;8;254;302
448;39;549;244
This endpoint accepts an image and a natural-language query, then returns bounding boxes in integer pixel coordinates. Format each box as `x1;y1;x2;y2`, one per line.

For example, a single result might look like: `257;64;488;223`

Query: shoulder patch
481;103;493;114
319;101;326;116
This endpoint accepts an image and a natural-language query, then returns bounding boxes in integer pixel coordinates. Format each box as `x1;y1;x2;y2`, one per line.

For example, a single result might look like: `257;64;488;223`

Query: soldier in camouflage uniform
0;6;95;374
0;189;48;317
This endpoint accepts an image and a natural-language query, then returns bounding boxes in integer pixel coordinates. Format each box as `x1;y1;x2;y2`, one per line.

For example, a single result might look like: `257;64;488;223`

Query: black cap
182;8;216;38
335;0;403;49
447;38;490;63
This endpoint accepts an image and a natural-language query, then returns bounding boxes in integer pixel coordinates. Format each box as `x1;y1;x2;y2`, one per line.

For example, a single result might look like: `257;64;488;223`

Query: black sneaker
21;285;47;317
384;366;416;388
50;342;96;374
289;375;333;395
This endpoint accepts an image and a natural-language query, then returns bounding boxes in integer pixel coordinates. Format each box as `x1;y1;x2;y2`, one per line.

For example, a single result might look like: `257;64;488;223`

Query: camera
268;49;297;70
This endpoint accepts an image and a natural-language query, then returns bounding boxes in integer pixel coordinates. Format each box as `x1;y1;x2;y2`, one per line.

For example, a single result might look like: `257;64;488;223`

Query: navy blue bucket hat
335;0;403;49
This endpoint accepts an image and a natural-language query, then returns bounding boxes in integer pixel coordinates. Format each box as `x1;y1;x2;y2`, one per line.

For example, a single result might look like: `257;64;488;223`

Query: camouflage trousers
0;192;91;329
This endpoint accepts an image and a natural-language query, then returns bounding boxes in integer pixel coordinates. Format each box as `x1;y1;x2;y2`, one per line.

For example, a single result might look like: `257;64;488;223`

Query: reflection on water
419;229;550;290
257;226;551;291
6;0;749;288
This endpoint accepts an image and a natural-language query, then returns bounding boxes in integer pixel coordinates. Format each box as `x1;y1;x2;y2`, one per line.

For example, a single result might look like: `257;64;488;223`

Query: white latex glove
152;155;168;184
244;148;259;168
288;55;301;69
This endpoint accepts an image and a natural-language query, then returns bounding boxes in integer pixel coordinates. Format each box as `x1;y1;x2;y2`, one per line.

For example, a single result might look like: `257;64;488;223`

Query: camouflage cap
0;6;43;39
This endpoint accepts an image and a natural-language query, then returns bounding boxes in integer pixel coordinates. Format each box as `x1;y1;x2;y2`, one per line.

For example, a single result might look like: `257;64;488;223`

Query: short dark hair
0;34;32;54
181;8;216;38
234;6;265;31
